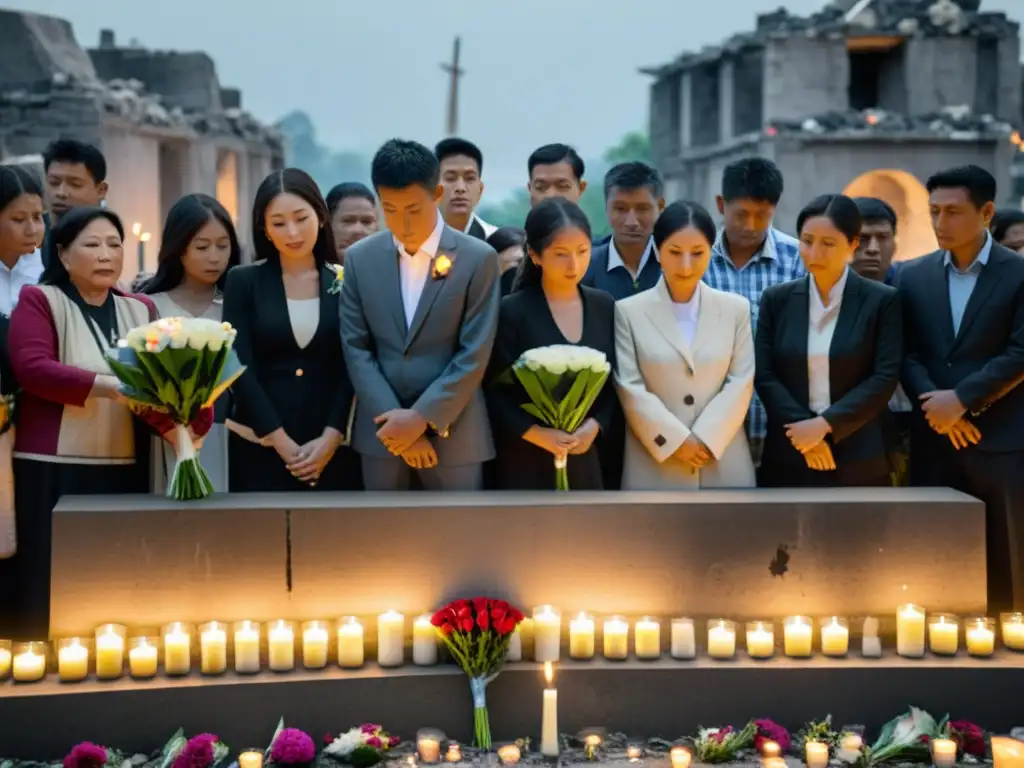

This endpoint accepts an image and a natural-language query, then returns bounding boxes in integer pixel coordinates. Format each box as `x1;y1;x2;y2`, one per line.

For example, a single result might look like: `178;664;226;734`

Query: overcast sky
7;0;1023;198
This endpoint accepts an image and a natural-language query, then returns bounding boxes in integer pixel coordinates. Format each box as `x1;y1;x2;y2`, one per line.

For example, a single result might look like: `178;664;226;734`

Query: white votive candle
58;638;89;682
569;613;595;659
506;625;522;662
268;620;295;671
806;741;829;768
199;621;227;675
128;637;158;679
0;640;11;678
377;610;404;667
897;604;926;657
1001;612;1024;651
821;617;849;657
707;619;736;659
671;618;696;659
932;738;957;768
928;613;959;656
745;621;774;659
413;614;437;666
303;620;329;669
670;747;691;768
239;752;263;768
418;736;440;764
94;623;126;680
540;662;558;757
862;616;882;657
233;621;261;673
337;617;364;668
966;617;995;657
784;615;812;657
603;615;629;659
12;642;46;682
533;605;561;662
497;745;521;765
162;622;191;676
634;617;661;659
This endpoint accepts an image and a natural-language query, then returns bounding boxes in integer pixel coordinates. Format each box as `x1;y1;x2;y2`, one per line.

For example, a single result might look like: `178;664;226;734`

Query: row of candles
1;605;1021;683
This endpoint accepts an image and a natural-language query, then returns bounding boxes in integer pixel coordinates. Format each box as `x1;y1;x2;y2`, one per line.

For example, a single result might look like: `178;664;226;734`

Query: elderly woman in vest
5;207;204;639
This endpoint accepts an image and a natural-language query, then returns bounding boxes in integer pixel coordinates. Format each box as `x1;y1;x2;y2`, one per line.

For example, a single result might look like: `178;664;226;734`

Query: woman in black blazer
486;198;619;490
223;169;360;491
755;194;902;487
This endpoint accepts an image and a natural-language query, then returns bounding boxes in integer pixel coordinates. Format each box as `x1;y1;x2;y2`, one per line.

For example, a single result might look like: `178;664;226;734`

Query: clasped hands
526;419;601;461
785;416;835;472
272;428;343;485
673;434;713;469
375;408;437;469
920;390;980;450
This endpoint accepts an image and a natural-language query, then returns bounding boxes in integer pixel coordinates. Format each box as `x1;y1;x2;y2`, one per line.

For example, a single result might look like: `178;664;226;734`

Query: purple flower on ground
171;734;219;768
387;736;400;748
360;724;381;735
271;729;316;765
64;742;108;768
365;737;382;749
754;720;792;755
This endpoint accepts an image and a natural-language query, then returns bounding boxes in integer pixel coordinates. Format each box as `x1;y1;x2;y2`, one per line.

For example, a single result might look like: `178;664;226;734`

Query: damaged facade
0;11;284;279
645;0;1022;261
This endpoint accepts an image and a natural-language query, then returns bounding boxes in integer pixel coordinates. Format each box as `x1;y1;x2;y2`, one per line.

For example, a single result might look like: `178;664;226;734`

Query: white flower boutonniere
326;263;345;294
431;253;453;281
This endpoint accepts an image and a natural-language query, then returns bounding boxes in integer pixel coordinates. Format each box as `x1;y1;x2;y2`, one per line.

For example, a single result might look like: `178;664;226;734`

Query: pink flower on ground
388;736;400;748
172;734;219;768
709;727;734;744
64;742;108;768
271;729;316;765
360;724;381;735
754;719;792;755
365;736;382;748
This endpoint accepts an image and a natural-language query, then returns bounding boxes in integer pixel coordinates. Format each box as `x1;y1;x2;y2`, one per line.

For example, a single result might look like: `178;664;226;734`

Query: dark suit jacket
897;242;1024;453
755;271;902;479
580;239;661;301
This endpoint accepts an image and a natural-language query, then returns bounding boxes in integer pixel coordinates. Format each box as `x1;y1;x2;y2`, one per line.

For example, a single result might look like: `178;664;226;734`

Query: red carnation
64;742;108;768
948;721;986;757
366;737;382;749
388;736;400;748
710;727;734;744
477;611;490;631
323;733;334;747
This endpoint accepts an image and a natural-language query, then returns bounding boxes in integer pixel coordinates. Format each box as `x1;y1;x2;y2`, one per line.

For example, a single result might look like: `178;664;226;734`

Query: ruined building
0;10;285;279
645;0;1022;261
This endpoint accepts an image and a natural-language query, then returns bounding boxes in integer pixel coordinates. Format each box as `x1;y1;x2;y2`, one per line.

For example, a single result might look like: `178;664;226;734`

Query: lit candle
761;741;781;758
1001;613;1024;651
992;737;1024;768
603;616;629;660
820;617;849;657
626;745;643;762
506;625;522;662
540;662;559;757
932;738;957;768
377;610;405;667
12;643;46;682
0;640;10;678
634;617;661;659
533;606;561;662
928;614;959;656
707;619;736;659
239;752;263;768
200;622;227;675
671;618;696;659
840;734;863;753
745;621;774;659
784;615;812;657
128;637;158;679
805;740;829;768
862;616;882;657
584;735;602;759
95;623;126;680
337;617;365;668
569;612;595;659
445;744;462;763
303;621;329;669
162;622;191;676
58;638;89;682
497;745;521;765
234;621;261;673
897;604;925;657
670;747;691;768
417;736;441;763
268;620;295;672
413;614;437;666
966;617;995;657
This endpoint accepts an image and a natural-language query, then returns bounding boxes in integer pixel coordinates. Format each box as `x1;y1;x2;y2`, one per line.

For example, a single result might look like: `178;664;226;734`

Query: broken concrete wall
0;88;104;155
762;35;849;122
89;48;223;114
689;62;721;148
732;47;764;136
648;73;681;168
0;10;97;89
904;36;977;114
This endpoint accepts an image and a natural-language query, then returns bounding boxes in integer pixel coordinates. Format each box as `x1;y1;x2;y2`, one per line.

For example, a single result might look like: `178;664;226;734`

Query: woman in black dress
223;169;360;491
486;198;618;490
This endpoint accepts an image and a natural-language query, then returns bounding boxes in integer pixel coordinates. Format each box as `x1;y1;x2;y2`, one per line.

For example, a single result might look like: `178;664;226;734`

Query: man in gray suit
339;139;501;490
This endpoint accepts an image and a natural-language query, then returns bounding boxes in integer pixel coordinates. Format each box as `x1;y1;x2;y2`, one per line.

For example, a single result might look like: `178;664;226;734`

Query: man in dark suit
40;138;109;268
434;138;496;241
581;162;665;301
897;165;1024;611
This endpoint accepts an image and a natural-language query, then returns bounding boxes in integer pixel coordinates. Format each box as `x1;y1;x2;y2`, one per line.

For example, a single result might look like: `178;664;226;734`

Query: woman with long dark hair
486;226;526;296
485;197;618;490
223;169;360;491
143;193;240;492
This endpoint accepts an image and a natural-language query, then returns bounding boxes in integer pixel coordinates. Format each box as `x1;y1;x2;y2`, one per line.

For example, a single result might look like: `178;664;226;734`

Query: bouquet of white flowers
107;317;245;500
511;344;611;491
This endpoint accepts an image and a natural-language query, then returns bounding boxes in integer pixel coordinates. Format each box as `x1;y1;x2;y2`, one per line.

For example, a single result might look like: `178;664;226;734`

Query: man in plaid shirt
703;158;805;466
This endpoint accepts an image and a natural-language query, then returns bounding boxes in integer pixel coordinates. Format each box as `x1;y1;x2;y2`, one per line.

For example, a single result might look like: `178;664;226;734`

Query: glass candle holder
57;637;90;682
497;744;521;765
805;740;829;768
412;614;437;666
0;638;11;679
707;619;736;659
897;604;926;657
416;728;445;763
634;616;661;660
820;617;849;657
932;738;957;768
928;613;960;656
337;616;364;668
12;641;47;682
445;743;462;763
569;612;595;660
626;744;643;762
1000;612;1024;651
128;636;159;679
199;621;228;675
745;621;774;659
303;620;330;669
670;617;695;659
506;623;522;662
532;605;561;662
966;616;995;657
669;747;691;768
377;610;405;668
267;620;295;672
761;740;781;758
603;615;629;660
783;615;813;657
94;623;126;680
861;616;882;657
233;621;261;673
238;751;263;768
162;622;192;676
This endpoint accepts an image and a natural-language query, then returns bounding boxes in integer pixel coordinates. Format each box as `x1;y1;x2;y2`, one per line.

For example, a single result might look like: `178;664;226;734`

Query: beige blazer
614;279;756;490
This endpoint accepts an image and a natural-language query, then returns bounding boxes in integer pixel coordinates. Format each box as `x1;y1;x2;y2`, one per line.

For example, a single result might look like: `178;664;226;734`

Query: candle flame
543;661;553;685
132;222;142;236
140;232;152;242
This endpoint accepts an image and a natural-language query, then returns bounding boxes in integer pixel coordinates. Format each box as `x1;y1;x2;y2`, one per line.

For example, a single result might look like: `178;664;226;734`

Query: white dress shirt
0;248;44;316
607;236;658;279
670;282;701;347
394;214;445;328
807;268;849;415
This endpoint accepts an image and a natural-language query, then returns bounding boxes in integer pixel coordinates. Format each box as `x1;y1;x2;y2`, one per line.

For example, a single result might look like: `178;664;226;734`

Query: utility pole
440;36;464;136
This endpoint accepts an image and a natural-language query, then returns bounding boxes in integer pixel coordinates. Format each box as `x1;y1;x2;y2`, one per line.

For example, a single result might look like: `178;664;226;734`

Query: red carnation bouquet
431;597;525;749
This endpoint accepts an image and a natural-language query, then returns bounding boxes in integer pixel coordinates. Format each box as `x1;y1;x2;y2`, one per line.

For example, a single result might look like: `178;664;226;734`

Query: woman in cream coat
614;201;756;489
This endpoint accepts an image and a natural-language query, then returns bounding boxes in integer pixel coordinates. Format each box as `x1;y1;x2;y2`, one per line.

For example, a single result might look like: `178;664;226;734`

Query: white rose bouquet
107;317;245;500
512;344;611;490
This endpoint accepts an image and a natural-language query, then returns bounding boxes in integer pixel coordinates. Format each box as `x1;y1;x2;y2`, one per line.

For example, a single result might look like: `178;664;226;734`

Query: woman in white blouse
614;201;756;489
754;193;901;487
143;194;239;492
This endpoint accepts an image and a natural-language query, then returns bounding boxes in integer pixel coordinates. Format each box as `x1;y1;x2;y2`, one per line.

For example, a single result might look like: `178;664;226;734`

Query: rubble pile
766;104;1017;138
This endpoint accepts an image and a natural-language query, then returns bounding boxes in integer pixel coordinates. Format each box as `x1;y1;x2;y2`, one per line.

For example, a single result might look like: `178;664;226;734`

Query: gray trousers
361;455;483;491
